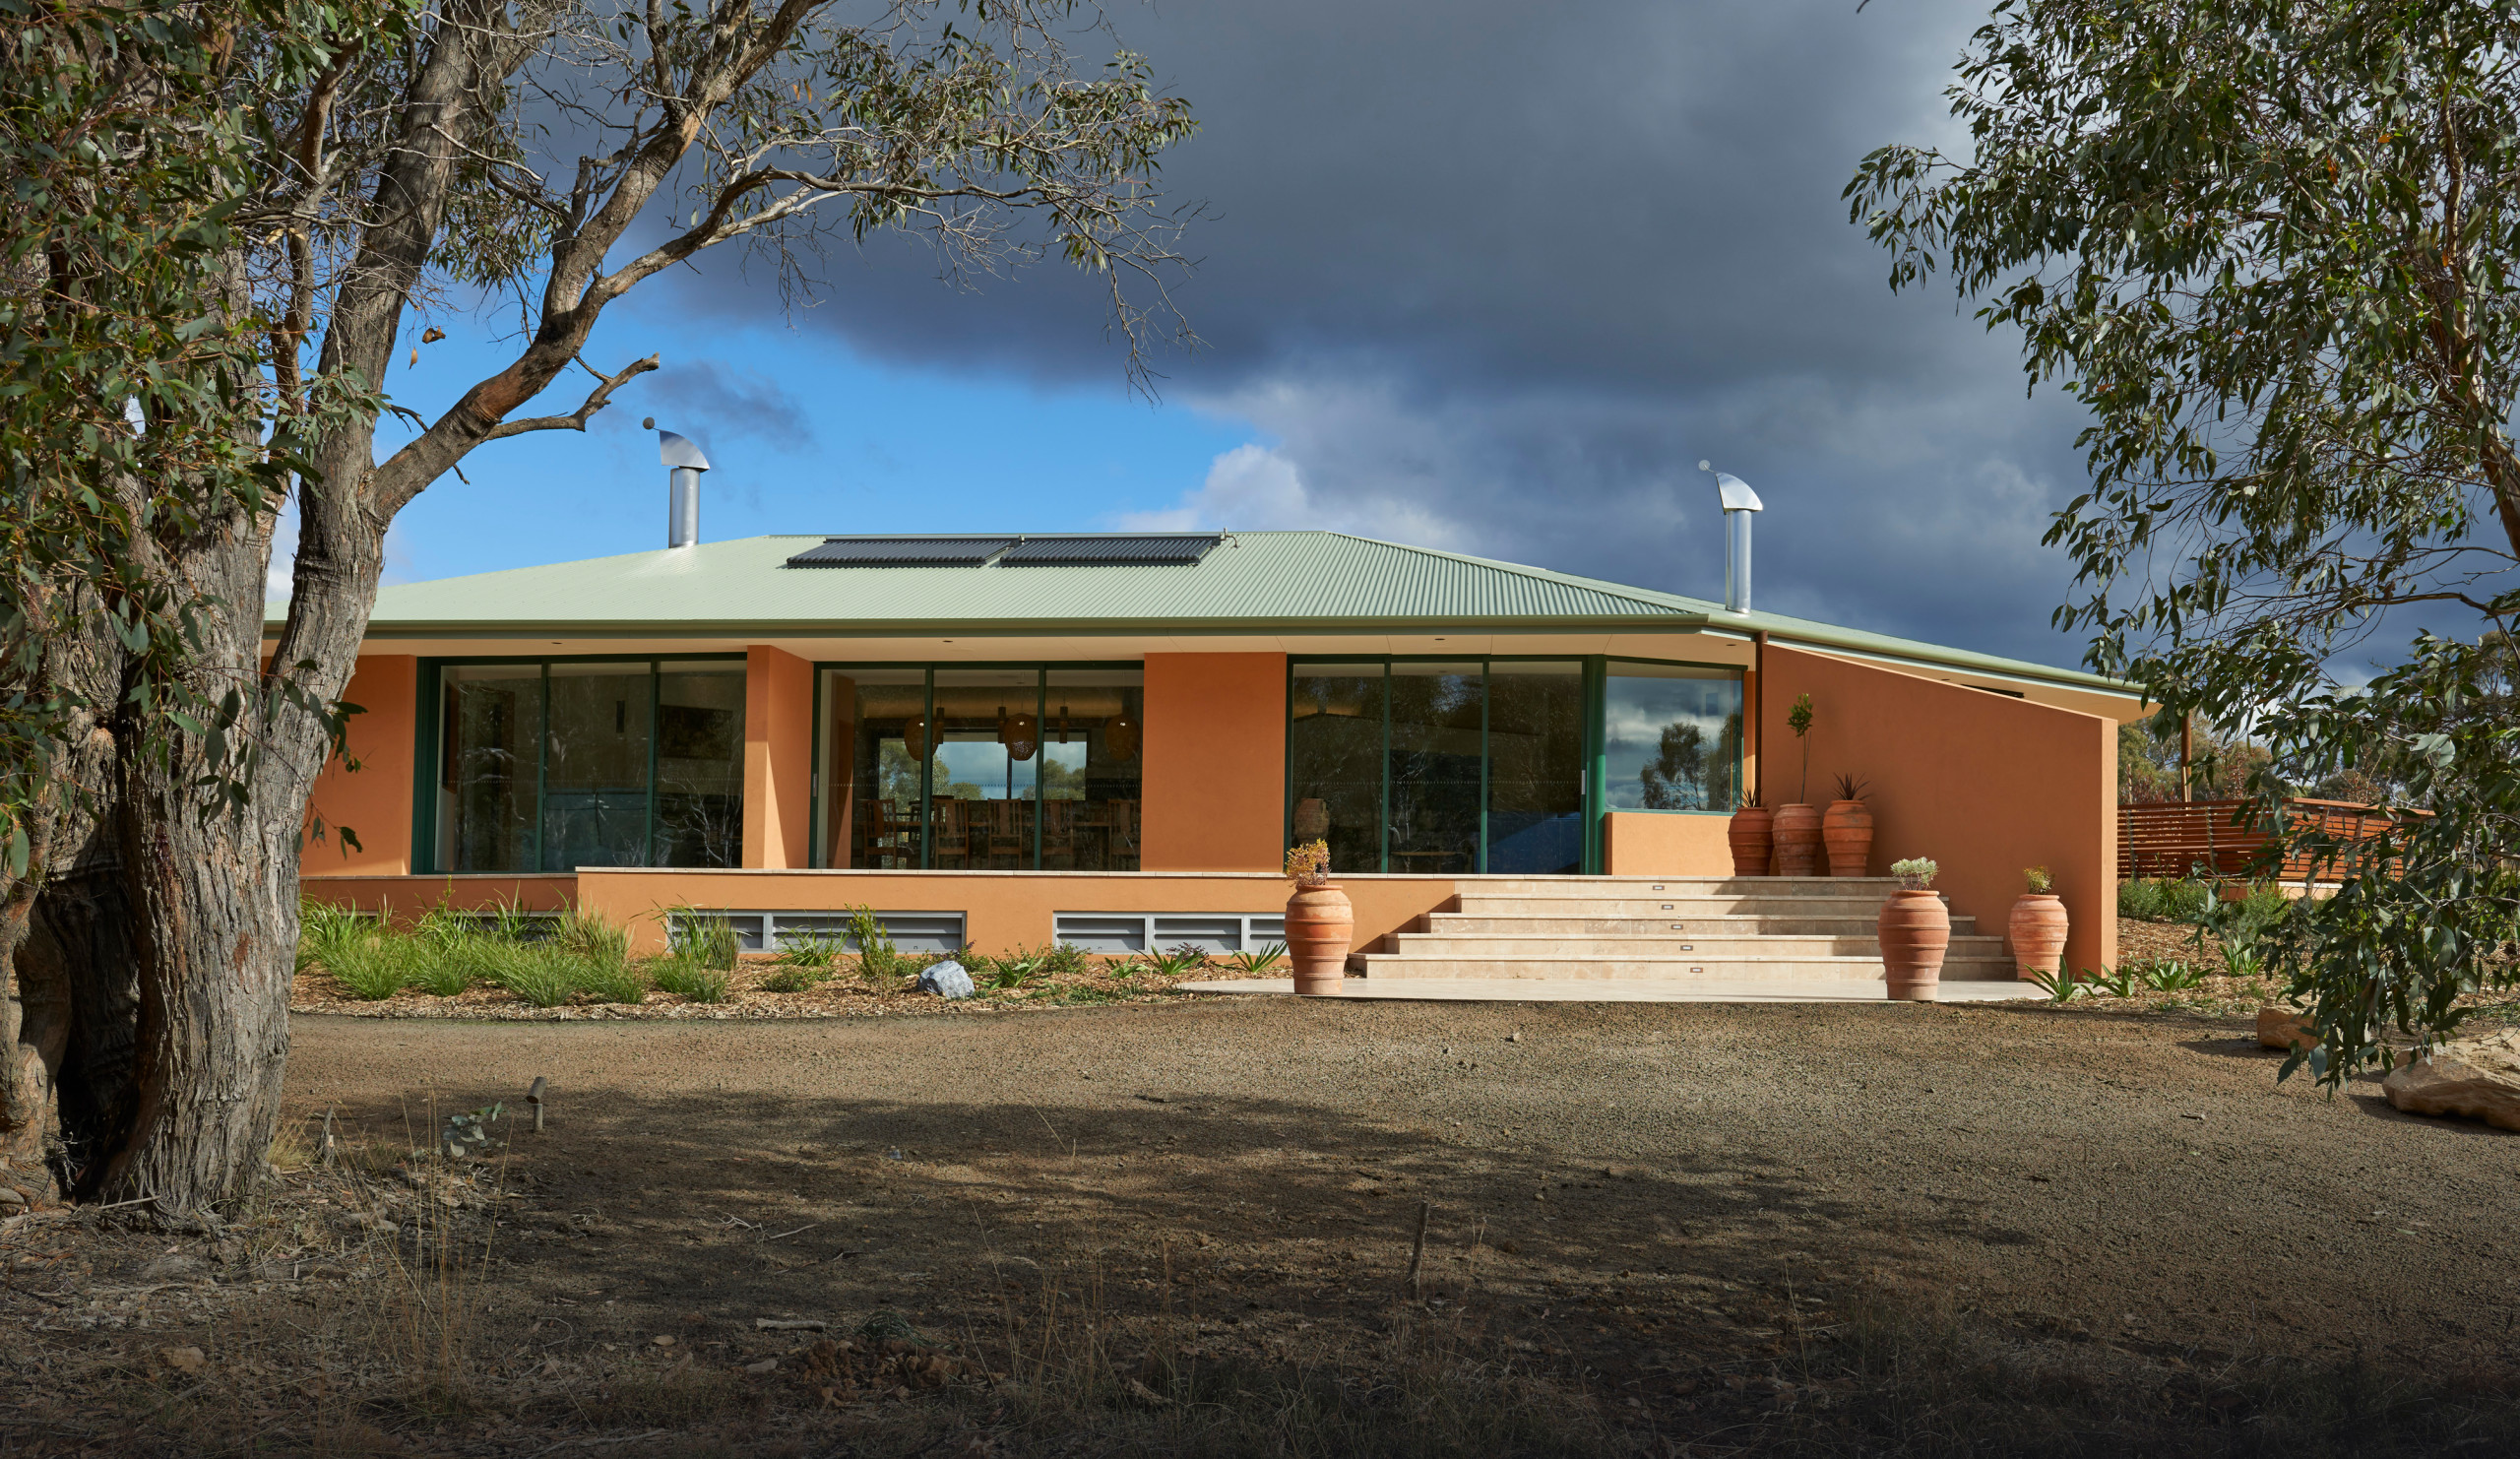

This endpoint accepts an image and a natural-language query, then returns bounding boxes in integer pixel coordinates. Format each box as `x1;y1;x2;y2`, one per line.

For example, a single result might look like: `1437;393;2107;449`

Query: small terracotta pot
1727;806;1774;876
1877;887;1949;1001
1771;803;1824;877
1285;882;1354;995
1822;799;1873;877
2007;892;2069;980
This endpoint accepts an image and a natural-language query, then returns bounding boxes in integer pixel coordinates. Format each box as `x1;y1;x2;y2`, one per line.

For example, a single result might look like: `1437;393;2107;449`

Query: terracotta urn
1771;803;1824;877
1727;805;1774;876
2007;892;2069;981
1285;881;1354;995
1822;799;1873;878
1877;888;1949;1001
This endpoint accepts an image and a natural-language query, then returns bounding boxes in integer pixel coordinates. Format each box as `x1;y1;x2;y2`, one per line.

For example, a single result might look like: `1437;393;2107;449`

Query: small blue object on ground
917;961;975;999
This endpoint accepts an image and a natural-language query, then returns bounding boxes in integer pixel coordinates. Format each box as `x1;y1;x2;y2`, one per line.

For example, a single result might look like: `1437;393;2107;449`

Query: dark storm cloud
655;0;2106;666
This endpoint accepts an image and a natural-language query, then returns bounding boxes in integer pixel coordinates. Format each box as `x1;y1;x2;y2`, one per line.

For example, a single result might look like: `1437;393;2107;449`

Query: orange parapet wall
303;655;417;875
1141;652;1288;871
743;645;815;868
1601;811;1732;875
1761;643;2117;977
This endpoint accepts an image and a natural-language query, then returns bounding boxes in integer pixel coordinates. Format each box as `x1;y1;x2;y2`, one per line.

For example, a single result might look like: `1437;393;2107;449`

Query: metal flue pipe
656;425;711;548
1700;460;1763;613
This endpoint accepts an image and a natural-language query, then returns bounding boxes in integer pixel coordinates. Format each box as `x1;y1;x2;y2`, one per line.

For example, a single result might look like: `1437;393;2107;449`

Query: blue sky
347;0;2127;671
371;293;1252;580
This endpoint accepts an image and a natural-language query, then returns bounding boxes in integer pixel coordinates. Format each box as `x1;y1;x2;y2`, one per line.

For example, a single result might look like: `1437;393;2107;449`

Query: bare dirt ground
8;981;2520;1455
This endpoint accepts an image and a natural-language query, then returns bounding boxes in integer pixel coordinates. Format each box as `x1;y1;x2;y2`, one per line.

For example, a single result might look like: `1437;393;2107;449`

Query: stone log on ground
2256;1007;2317;1051
2382;1030;2520;1132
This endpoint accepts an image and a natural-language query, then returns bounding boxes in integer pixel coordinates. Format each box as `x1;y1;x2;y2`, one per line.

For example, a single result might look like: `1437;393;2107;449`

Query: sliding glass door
1287;657;1737;875
814;664;1144;870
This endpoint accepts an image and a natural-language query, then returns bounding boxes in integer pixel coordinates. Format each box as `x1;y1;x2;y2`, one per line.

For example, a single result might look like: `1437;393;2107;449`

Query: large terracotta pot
1285;882;1354;995
2007;893;2069;980
1822;799;1873;877
1877;888;1949;1001
1771;803;1824;877
1727;806;1774;876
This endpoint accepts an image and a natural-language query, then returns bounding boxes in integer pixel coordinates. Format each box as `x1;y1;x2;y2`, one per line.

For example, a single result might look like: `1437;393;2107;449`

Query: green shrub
758;963;828;993
847;906;899;980
653;957;731;1003
492;945;582;1008
324;932;411;1000
671;911;741;971
296;902;375;978
776;928;846;969
575;959;648;1005
2158;877;2216;922
1145;945;1208;978
982;945;1055;989
2117;878;2166;920
1226;943;1287;975
556;910;630;966
1042;942;1090;977
405;936;477;996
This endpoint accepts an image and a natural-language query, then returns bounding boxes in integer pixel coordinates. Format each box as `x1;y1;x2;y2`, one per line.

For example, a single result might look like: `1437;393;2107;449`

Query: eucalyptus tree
2;0;1193;1218
1847;0;2520;1075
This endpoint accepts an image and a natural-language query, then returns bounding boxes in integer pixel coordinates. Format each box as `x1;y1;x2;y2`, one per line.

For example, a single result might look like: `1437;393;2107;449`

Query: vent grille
787;537;1013;567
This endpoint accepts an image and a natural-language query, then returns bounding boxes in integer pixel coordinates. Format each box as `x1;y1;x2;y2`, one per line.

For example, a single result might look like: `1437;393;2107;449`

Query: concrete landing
1175;977;2043;1004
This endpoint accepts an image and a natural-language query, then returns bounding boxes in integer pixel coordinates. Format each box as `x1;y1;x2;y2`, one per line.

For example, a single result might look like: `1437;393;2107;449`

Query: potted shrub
2009;864;2069;983
1283;840;1352;996
1822;771;1872;877
1878;856;1949;1001
1771;694;1823;875
1727;794;1773;876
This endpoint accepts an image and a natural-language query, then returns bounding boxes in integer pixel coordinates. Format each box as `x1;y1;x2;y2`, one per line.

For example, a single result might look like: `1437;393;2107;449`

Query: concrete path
1175;976;2043;1003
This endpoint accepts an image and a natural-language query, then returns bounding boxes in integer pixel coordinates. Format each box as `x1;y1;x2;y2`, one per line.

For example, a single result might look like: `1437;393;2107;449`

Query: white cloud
1118;436;1470;548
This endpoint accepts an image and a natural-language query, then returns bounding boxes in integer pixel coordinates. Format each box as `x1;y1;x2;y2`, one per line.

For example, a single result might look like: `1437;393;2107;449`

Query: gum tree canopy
0;0;1192;1219
1848;0;2520;1077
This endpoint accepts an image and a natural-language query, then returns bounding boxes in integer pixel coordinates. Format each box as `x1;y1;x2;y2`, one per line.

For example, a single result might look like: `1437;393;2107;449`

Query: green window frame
807;663;1145;870
1285;654;1744;876
411;654;746;874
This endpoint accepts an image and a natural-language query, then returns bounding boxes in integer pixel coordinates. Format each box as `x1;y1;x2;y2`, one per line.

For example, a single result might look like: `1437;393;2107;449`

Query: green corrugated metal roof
274;531;2130;695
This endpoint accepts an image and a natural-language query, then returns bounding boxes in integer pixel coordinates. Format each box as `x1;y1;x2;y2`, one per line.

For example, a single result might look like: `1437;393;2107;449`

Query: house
286;530;2143;981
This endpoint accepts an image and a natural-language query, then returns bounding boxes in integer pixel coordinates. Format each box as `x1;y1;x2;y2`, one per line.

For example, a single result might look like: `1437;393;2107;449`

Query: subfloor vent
671;909;967;955
1053;912;1287;955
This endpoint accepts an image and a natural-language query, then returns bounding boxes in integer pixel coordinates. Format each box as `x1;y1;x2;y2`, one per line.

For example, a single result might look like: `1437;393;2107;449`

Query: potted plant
1822;771;1872;877
1727;794;1773;876
1878;856;1949;1001
2009;864;2069;983
1771;694;1823;876
1283;840;1352;996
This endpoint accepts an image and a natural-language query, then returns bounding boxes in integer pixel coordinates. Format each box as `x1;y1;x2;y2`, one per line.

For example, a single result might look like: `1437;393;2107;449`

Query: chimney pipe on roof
1699;460;1763;614
654;424;710;548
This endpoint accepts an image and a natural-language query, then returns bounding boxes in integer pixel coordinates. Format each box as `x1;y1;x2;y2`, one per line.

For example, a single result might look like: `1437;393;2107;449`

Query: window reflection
433;659;744;871
1288;666;1386;874
1603;663;1743;812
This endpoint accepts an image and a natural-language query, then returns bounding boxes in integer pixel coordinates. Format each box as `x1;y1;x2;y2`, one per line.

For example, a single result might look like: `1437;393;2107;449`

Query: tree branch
481;353;660;440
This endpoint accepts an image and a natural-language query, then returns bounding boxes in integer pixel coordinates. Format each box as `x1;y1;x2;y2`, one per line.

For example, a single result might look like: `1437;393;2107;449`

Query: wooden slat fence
2117;797;2398;882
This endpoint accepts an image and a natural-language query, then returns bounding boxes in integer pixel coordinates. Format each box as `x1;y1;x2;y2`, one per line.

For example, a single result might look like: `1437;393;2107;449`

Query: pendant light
1105;709;1141;761
903;713;928;759
996;704;1039;761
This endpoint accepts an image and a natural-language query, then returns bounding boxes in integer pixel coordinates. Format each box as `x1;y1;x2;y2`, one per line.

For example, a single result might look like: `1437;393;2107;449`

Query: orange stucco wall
1760;643;2116;976
1600;811;1732;876
303;655;418;875
743;646;815;869
1140;652;1288;872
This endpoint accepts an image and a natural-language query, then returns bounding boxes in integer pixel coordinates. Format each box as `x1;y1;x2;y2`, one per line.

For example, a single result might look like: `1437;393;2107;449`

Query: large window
428;659;745;871
815;665;1142;870
1602;661;1744;813
1290;657;1738;875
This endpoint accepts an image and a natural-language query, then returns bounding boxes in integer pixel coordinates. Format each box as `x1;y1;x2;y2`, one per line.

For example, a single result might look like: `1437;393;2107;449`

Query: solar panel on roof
787;537;1015;567
995;534;1223;566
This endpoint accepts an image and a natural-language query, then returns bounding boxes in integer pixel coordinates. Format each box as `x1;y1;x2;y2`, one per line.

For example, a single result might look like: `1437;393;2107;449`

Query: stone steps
1348;874;2024;991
